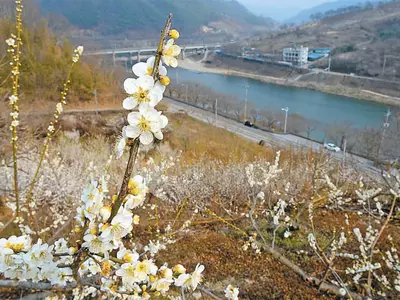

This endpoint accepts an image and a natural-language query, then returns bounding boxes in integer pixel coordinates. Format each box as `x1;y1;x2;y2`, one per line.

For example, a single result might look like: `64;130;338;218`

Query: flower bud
159;75;171;86
101;260;112;277
172;264;186;274
74;227;81;233
100;206;112;222
169;29;180;40
133;215;140;225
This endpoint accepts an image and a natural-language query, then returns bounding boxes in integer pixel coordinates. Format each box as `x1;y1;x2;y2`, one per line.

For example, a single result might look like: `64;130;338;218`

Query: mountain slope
39;0;276;35
245;1;400;80
285;0;389;24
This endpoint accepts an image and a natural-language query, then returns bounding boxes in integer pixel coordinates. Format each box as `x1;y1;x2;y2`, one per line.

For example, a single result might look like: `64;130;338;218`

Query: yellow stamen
132;87;150;104
138;116;150;131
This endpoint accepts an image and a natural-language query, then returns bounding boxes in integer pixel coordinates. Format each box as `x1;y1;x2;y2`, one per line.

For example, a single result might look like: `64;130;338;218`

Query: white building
283;46;309;66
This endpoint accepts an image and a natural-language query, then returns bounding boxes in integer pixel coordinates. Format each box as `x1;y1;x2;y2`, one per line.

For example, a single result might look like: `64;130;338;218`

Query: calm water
174;68;390;134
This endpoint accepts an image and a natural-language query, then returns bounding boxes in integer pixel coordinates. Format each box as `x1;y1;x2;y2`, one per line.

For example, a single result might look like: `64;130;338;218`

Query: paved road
27;98;379;176
164;98;380;176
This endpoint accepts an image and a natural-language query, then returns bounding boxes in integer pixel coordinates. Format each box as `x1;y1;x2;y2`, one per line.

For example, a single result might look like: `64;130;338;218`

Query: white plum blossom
124;175;148;209
175;264;204;290
56;103;63;114
115;263;137;291
0;236;31;253
190;264;205;290
82;234;113;254
76;46;84;55
152;278;174;294
72;46;84;63
6;38;15;46
225;284;240;300
162;39;181;67
126;106;168;145
117;248;139;263
100;207;133;242
99;206;112;222
175;273;191;289
115;126;128;159
132;56;167;78
123;75;164;110
9;95;18;104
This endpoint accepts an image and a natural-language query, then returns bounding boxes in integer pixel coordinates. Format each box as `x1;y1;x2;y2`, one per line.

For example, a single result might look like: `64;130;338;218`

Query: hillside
38;0;277;36
245;1;400;80
0;19;120;106
285;0;389;25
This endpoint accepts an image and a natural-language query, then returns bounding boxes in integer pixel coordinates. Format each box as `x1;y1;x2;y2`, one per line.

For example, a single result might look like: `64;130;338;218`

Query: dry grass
166;112;275;164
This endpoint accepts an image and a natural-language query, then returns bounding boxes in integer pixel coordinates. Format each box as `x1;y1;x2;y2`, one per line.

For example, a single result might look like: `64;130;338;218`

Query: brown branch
153;14;173;80
256;241;365;300
0;280;78;290
47;215;75;245
107;139;140;222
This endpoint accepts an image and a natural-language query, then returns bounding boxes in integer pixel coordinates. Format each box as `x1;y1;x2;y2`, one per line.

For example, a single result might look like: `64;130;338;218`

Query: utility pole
281;107;289;133
94;89;99;115
342;138;347;166
180;84;187;102
215;98;218;125
328;54;332;72
377;107;391;161
382;55;387;77
244;85;249;122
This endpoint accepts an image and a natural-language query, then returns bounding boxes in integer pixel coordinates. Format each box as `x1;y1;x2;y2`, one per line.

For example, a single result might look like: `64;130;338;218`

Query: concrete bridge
84;44;221;64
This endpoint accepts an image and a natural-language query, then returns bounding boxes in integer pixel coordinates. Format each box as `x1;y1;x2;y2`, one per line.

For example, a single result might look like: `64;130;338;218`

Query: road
164;98;380;176
28;97;379;176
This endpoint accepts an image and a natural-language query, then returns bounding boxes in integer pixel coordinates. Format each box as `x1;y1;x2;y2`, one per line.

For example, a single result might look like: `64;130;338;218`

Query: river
173;68;391;141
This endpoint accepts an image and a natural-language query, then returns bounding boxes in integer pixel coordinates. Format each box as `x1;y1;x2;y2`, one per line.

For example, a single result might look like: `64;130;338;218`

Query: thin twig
366;195;398;295
10;0;24;216
198;287;222;300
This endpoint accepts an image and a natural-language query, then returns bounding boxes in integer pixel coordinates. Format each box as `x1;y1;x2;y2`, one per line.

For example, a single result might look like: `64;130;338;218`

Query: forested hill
39;0;276;35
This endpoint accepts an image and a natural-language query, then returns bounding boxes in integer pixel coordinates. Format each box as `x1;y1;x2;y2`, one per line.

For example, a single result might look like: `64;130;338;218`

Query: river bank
178;58;400;107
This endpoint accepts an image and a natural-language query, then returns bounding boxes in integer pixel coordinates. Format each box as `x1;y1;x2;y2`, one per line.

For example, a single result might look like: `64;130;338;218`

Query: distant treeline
310;1;393;21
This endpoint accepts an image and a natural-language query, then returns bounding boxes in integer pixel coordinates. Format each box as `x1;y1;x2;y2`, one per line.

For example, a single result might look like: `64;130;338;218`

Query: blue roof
311;48;330;53
308;53;325;60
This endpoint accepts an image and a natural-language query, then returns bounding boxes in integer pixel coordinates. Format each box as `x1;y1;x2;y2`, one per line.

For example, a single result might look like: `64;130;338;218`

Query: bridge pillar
130;52;133;66
182;47;186;60
113;51;116;67
137;51;141;63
